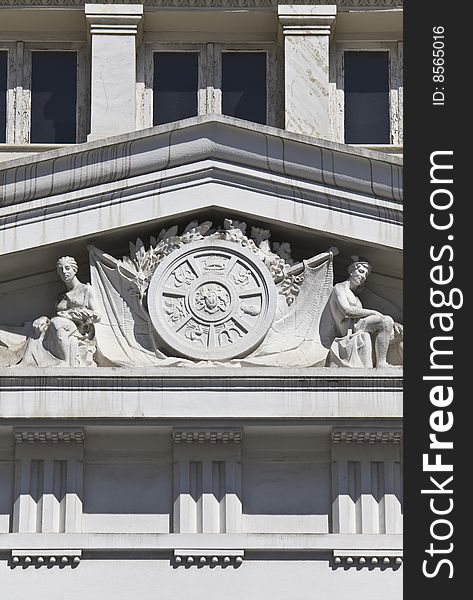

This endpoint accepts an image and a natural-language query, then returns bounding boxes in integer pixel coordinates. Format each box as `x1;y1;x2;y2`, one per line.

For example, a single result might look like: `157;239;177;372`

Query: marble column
278;5;337;139
85;4;143;141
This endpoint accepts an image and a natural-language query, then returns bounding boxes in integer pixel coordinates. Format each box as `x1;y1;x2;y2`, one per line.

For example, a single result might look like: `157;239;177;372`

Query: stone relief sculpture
0;257;100;367
0;220;403;369
326;256;403;368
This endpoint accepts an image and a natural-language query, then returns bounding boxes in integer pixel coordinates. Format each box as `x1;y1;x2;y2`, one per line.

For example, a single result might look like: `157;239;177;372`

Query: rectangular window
153;52;198;126
31;51;77;143
344;51;390;144
0;51;7;143
222;52;267;125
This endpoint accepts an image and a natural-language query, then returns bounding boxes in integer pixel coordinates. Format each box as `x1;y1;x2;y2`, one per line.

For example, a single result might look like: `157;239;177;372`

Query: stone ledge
0;368;403;420
0;1;404;10
0;533;402;553
0;366;403;382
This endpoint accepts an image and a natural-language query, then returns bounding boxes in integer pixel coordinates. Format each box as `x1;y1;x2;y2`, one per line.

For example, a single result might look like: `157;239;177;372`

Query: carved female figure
41;256;100;365
0;256;100;367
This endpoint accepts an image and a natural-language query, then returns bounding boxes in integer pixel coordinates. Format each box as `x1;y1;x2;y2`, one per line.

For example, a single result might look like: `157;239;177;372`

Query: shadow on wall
83;463;172;515
243;462;331;516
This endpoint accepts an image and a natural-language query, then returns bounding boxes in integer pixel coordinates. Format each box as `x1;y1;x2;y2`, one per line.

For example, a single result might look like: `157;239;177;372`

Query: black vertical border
404;0;466;596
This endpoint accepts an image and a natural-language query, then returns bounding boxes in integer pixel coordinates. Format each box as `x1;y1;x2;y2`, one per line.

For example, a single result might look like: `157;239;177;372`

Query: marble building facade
0;2;403;598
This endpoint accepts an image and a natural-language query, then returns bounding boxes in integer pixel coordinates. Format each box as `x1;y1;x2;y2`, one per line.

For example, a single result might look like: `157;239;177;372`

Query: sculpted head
57;256;78;283
347;255;372;287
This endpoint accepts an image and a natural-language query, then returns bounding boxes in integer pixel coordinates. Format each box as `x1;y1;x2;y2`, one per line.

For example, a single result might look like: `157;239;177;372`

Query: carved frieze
0;218;403;369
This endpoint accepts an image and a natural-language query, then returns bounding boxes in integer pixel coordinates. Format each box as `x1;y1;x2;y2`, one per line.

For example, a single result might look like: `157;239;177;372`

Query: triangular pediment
0;116;402;330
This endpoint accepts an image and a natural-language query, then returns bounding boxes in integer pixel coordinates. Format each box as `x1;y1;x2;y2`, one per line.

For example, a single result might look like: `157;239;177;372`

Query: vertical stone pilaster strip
65;458;83;533
331;458;358;534
278;5;337;139
384;459;403;533
201;460;218;533
85;3;143;140
40;459;55;533
360;460;377;534
173;458;198;533
13;458;36;533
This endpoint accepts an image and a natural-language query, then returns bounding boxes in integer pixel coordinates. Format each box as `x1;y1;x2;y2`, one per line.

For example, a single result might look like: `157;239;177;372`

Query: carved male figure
329;256;401;368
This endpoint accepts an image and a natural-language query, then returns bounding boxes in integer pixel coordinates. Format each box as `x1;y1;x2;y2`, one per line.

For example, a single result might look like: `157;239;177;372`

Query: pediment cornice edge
0;117;403;210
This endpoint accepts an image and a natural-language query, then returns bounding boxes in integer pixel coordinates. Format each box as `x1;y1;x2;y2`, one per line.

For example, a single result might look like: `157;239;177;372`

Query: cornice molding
278;6;337;36
14;428;85;444
0;116;403;220
0;1;403;10
173;428;243;444
332;428;402;444
85;3;143;36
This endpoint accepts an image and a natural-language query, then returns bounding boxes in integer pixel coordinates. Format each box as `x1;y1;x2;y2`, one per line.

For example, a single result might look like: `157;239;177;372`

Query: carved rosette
147;240;277;360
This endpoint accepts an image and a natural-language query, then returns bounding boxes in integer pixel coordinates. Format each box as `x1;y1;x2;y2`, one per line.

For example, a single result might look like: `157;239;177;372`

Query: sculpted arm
57;285;101;323
332;284;382;320
85;284;101;317
282;247;339;280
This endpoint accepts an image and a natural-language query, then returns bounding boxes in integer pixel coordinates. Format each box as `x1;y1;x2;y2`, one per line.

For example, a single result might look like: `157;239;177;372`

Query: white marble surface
89;36;137;140
284;34;332;138
0;5;403;600
0;367;403;419
86;4;143;140
279;5;337;139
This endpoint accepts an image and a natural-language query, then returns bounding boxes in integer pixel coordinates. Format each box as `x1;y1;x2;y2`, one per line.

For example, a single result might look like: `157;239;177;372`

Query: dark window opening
31;51;77;143
222;52;267;125
153;52;198;126
0;51;7;143
344;51;390;144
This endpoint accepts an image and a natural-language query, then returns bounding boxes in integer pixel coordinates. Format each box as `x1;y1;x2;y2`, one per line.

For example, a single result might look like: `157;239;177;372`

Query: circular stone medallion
147;239;277;361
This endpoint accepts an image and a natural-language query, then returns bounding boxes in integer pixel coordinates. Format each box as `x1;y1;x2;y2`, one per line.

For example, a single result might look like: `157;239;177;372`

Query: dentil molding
173;428;243;444
14;428;85;444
